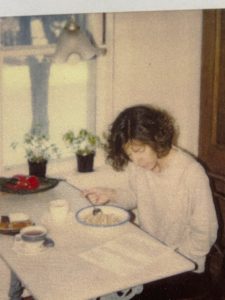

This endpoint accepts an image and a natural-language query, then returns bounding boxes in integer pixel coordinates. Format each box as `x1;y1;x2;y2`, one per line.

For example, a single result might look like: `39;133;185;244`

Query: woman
83;104;218;299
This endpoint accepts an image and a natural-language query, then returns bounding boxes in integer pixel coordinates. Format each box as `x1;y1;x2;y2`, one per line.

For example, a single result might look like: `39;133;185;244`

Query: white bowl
76;205;130;227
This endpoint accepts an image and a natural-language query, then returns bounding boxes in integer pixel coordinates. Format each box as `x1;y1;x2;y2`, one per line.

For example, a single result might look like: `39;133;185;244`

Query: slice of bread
9;213;29;223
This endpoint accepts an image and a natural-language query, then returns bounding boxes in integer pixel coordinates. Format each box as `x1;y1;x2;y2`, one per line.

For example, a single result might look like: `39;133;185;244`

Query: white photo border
0;0;225;17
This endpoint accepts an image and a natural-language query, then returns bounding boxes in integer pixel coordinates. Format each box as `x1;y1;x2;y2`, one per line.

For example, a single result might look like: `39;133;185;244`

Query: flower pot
76;153;95;173
28;160;47;177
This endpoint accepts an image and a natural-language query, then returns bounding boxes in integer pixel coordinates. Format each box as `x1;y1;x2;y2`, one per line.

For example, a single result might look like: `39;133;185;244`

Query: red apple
26;176;40;189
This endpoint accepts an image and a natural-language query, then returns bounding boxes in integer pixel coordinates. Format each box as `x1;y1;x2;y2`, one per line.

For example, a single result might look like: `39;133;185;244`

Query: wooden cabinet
199;7;225;253
199;12;225;284
199;10;225;176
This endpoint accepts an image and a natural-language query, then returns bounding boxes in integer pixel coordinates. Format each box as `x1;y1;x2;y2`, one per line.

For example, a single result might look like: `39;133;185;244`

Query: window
0;14;97;171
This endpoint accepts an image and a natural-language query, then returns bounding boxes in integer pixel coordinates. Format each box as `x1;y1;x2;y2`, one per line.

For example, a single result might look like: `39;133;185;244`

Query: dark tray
0;177;59;194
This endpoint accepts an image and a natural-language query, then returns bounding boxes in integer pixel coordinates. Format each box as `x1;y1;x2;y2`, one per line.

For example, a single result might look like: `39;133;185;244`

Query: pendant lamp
54;16;106;63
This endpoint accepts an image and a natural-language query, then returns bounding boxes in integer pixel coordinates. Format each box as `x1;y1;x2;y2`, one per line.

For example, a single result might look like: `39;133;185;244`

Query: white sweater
114;147;218;273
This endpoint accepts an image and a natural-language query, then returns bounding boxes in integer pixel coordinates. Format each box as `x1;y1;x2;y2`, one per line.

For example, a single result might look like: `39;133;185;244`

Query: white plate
76;205;130;227
0;213;33;235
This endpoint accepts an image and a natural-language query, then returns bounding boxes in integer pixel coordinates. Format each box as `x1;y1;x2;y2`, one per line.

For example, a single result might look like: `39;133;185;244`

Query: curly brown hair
106;105;176;170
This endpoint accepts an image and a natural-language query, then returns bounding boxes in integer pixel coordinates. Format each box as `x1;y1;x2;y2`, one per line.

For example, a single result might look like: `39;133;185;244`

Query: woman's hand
81;187;116;205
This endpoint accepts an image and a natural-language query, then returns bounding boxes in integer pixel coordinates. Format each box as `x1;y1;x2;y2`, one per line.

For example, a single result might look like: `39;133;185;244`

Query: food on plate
0;215;10;229
11;220;33;230
0;213;32;232
81;211;122;226
9;212;29;223
1;215;10;223
5;175;40;191
76;205;130;227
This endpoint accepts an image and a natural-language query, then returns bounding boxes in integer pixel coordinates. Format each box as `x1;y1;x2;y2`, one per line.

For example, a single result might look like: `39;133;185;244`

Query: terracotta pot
76;153;95;173
28;160;47;177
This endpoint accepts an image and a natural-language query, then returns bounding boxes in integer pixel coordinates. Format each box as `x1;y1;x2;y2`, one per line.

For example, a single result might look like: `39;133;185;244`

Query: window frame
0;45;55;175
0;13;115;176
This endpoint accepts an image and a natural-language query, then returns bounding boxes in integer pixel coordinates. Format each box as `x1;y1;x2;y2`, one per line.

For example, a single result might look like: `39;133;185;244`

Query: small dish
0;213;33;235
13;239;50;256
76;205;130;227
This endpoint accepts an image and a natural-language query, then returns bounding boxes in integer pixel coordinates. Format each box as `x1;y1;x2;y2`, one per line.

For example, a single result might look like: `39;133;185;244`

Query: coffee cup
16;225;47;250
49;199;69;224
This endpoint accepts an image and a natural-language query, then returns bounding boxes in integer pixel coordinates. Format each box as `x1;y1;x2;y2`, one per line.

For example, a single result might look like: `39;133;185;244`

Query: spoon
61;179;102;215
92;206;102;216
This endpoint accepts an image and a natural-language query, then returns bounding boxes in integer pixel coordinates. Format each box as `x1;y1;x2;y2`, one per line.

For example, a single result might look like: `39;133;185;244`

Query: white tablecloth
0;182;195;300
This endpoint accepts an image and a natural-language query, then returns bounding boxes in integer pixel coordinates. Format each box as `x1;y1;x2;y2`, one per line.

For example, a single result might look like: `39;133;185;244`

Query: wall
102;10;202;156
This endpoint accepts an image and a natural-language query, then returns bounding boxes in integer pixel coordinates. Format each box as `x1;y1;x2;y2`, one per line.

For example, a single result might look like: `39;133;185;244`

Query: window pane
2;61;32;166
2;57;96;168
0;15;69;47
48;61;96;159
1;14;97;170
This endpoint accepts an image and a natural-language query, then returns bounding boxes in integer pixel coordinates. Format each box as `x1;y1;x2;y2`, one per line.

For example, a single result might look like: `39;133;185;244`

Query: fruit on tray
4;175;40;191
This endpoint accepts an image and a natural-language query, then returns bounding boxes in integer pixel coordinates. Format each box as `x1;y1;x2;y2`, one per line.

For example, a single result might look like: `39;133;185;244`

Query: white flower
12;131;61;163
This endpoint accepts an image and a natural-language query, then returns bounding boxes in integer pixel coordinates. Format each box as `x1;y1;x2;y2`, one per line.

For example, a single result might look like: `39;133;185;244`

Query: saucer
13;239;50;256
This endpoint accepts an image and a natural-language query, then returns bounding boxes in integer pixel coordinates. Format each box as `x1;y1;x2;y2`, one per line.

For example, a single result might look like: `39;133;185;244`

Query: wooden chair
205;172;225;300
176;172;225;300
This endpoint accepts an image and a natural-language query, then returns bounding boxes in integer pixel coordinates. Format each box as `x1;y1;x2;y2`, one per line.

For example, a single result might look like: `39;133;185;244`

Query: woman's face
124;140;158;171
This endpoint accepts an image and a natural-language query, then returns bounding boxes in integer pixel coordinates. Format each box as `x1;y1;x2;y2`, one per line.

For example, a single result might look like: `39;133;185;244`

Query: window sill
2;151;128;190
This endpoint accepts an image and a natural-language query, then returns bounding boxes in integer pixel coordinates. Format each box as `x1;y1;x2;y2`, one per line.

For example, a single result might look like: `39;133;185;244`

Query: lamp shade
54;19;106;63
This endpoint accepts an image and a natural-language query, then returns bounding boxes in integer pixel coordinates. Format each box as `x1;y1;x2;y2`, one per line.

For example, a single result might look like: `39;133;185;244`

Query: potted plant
63;129;102;172
11;131;60;177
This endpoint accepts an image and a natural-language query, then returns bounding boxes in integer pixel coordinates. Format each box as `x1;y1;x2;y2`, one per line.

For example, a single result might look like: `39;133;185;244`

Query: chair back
206;172;225;298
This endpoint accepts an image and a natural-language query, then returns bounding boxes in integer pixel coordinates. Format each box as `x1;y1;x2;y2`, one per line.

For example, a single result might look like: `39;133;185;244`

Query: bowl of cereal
76;205;130;227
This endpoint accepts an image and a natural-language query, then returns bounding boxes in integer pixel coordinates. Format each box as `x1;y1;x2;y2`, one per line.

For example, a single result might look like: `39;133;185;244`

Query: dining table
0;179;195;300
